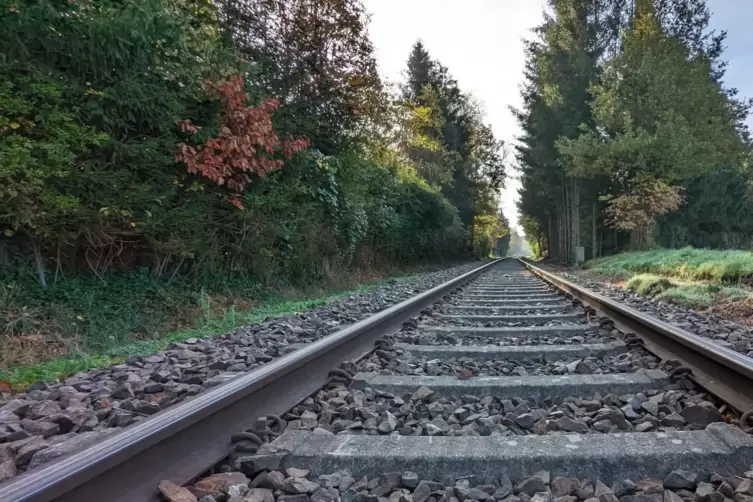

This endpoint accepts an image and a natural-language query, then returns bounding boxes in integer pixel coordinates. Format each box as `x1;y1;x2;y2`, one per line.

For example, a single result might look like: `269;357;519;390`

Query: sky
362;0;753;233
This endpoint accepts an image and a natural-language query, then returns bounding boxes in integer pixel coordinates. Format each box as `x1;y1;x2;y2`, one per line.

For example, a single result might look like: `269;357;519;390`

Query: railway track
3;259;753;502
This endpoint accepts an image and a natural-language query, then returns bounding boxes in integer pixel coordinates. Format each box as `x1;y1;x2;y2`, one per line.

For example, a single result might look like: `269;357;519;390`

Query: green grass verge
623;273;750;308
0;273;412;389
586;247;753;283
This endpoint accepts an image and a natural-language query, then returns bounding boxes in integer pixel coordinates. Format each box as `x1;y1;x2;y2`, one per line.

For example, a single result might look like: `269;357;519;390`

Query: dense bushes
0;0;490;285
0;0;504;367
1;0;239;281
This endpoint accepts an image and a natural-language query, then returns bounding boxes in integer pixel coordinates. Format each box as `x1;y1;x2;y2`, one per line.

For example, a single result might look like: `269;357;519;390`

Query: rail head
0;259;502;502
518;258;753;413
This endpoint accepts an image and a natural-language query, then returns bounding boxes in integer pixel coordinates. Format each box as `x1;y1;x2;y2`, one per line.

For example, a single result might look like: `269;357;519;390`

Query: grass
585;247;753;314
1;290;357;388
624;273;750;308
586;247;753;284
0;263;445;389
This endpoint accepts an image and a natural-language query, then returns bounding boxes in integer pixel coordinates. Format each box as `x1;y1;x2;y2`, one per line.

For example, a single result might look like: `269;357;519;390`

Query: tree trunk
559;210;566;264
547;214;555;260
562;182;571;264
571;178;580;263
592;202;598;259
0;239;8;267
561;189;566;263
554;214;560;262
32;238;48;289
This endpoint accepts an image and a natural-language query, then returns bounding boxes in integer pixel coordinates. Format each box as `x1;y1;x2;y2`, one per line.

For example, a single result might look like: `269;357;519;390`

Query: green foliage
558;2;744;239
400;41;506;232
0;72;107;238
216;0;384;153
4;354;119;390
516;0;752;260
657;167;753;249
520;215;545;258
625;273;674;296
0;0;499;372
1;0;239;275
0;269;418;387
0;0;477;284
654;283;750;308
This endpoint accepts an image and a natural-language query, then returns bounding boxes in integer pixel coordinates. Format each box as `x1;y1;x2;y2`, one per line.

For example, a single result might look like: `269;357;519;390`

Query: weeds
0;263;429;389
586;247;753;283
586;249;753;316
625;274;673;296
622;273;751;309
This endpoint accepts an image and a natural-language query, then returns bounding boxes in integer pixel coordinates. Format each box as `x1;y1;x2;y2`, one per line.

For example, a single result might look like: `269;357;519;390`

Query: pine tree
400;40;506;254
516;0;751;257
404;41;434;103
558;0;745;246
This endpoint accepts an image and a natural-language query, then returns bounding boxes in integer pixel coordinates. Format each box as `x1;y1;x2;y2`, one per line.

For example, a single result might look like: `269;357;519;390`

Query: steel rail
519;258;753;415
0;259;502;502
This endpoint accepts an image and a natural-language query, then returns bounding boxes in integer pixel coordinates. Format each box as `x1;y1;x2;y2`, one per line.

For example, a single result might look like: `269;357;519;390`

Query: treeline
0;0;507;288
516;0;753;262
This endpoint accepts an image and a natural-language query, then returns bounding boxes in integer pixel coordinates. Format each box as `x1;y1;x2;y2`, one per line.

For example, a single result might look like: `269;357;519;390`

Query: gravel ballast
277;376;720;438
354;345;658;377
532;264;753;358
172;460;753;502
0;261;484;479
171;261;747;502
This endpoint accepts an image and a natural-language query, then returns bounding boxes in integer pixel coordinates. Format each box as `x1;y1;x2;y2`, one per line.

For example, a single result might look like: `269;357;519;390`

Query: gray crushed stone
182;457;753;502
0;261;484;476
277;379;719;438
537;264;753;358
355;345;658;377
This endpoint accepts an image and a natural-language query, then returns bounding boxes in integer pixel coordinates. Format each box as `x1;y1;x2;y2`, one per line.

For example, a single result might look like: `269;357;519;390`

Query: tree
558;0;745;245
404;41;434;103
400;40;506;251
516;0;751;258
216;0;384;153
0;72;108;287
398;85;457;187
494;211;512;257
176;75;310;209
1;0;237;283
514;0;608;263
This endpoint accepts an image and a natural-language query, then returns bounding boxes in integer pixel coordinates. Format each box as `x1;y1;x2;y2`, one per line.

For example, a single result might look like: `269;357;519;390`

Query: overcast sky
362;0;753;232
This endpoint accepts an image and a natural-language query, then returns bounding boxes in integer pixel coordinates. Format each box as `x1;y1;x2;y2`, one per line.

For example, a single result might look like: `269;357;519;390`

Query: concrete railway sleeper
3;259;753;502
177;260;753;502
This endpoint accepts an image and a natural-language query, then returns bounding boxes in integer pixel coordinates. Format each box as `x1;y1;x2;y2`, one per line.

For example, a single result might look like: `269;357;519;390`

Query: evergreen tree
514;0;610;262
404;41;434;104
516;0;752;259
558;0;745;246
400;41;507;253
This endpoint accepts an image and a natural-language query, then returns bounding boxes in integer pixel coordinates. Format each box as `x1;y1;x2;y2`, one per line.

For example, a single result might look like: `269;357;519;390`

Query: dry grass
0;332;71;369
712;296;753;329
